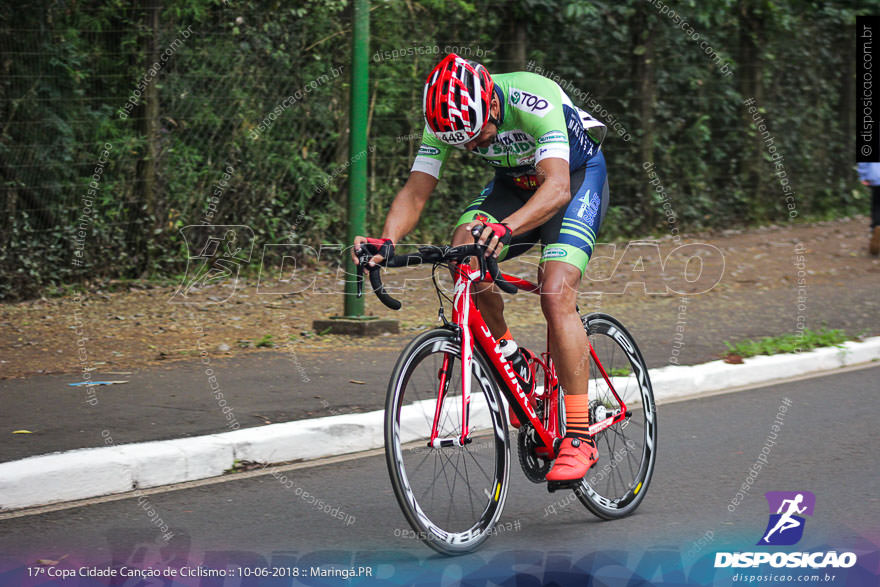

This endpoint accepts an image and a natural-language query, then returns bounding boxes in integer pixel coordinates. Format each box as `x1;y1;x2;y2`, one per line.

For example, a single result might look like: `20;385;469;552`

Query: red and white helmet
423;53;494;146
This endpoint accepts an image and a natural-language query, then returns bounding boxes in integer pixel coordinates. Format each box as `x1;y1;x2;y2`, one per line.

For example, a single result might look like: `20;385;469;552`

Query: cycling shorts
453;150;609;274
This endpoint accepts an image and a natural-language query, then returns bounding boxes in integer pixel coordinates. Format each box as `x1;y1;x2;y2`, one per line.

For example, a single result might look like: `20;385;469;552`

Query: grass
723;327;855;359
255;334;275;348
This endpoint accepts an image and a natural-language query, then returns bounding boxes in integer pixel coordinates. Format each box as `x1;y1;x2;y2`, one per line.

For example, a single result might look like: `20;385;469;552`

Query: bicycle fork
429;266;475;448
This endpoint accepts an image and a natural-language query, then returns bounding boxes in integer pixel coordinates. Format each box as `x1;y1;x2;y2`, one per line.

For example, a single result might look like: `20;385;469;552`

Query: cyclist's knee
540;288;577;322
540;265;580;321
474;281;503;307
451;224;473;247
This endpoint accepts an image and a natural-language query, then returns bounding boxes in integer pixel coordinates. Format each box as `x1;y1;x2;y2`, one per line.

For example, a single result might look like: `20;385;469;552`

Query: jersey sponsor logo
576;190;599;224
495;130;533;146
537;130;566;144
509;87;554;117
543;247;567;258
417;145;441;156
482;131;535;158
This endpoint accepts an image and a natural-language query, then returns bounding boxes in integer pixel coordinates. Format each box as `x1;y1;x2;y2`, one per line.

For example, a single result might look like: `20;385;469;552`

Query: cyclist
355;53;608;482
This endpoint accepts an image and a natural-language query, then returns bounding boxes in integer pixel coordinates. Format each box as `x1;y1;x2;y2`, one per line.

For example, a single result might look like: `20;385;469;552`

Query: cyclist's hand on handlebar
467;216;512;258
353;236;395;270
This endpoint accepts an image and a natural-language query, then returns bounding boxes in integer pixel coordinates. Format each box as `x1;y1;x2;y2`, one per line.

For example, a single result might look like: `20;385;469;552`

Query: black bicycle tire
384;328;511;555
573;313;658;520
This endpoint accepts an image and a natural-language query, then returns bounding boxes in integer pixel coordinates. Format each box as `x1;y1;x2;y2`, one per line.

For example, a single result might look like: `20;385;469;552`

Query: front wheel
384;329;510;555
574;313;658;519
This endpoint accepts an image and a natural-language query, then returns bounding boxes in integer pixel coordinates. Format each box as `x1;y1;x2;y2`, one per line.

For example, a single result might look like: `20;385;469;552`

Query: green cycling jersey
411;71;606;179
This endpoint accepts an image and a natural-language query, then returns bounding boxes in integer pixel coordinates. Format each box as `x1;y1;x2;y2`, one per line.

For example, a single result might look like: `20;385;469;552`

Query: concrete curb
650;337;880;401
2;337;878;511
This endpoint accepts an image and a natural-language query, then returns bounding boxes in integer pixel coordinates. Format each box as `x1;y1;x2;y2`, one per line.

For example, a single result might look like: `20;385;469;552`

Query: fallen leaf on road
349;379;366;384
228;460;266;472
724;354;744;364
13;430;33;434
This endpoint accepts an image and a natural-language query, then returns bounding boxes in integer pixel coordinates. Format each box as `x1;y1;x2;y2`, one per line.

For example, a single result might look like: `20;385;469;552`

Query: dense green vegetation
0;0;868;300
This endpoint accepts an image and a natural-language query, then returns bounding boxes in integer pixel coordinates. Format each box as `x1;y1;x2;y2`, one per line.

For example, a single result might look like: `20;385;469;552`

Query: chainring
517;422;552;483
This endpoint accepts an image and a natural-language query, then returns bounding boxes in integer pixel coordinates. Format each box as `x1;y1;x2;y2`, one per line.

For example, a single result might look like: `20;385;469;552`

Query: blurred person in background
857;162;880;256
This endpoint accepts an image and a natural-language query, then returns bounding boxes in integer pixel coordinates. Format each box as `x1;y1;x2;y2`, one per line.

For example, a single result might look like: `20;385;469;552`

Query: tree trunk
738;0;765;222
632;9;656;229
836;23;855;189
134;0;160;275
500;11;527;71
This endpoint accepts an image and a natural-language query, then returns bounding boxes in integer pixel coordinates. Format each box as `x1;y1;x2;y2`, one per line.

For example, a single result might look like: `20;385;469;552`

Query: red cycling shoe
545;437;598;482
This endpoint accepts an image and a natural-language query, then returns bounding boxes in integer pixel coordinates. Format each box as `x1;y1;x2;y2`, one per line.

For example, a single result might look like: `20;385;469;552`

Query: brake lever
470;224;489;281
477;248;487;282
355;251;370;298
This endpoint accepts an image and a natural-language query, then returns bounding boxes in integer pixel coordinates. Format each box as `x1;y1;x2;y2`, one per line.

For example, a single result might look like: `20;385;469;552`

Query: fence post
314;0;398;336
343;0;369;318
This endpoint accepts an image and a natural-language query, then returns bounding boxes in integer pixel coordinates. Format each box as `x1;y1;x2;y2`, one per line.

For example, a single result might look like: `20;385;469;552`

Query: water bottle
499;339;534;395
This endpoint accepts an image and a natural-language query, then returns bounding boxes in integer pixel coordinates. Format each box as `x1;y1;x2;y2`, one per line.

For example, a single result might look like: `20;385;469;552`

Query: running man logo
758;491;815;546
170;225;254;304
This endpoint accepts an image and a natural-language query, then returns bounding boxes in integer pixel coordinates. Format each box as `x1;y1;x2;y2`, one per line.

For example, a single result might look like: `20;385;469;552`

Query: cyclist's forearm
380;171;437;242
503;178;570;235
382;194;424;242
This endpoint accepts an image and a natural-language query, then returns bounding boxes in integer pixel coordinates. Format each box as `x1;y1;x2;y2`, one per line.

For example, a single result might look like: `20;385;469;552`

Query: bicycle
357;229;658;555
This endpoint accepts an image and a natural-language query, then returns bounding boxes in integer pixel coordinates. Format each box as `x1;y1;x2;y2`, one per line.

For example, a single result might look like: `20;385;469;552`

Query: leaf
13;430;33;434
349;379;366;384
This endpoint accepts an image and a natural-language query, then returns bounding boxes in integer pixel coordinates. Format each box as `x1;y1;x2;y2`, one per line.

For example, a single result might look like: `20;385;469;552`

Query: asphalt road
1;365;878;585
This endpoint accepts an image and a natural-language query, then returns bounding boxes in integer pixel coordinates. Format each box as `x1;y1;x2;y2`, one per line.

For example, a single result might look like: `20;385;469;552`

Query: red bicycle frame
428;262;630;458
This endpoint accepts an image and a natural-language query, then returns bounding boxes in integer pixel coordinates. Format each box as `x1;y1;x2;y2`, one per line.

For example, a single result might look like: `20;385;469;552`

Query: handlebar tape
368;267;401;310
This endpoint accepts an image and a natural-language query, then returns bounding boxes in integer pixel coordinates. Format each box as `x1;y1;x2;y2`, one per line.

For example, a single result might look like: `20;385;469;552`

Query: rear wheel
384;329;510;555
574;313;658;519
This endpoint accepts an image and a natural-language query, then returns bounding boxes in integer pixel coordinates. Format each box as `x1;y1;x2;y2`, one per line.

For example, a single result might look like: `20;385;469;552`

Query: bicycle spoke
432;451;455;500
407;448;434;478
463;443;493;481
428;456;437;508
613;455;628;494
625;444;638;479
608;422;629;446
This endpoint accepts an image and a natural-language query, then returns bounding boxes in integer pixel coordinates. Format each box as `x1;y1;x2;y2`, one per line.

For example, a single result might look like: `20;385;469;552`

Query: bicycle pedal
546;480;580;493
545;455;600;493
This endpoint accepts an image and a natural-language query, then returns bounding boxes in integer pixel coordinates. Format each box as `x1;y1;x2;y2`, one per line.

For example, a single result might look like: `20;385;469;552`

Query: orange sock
498;328;513;341
564;394;595;446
